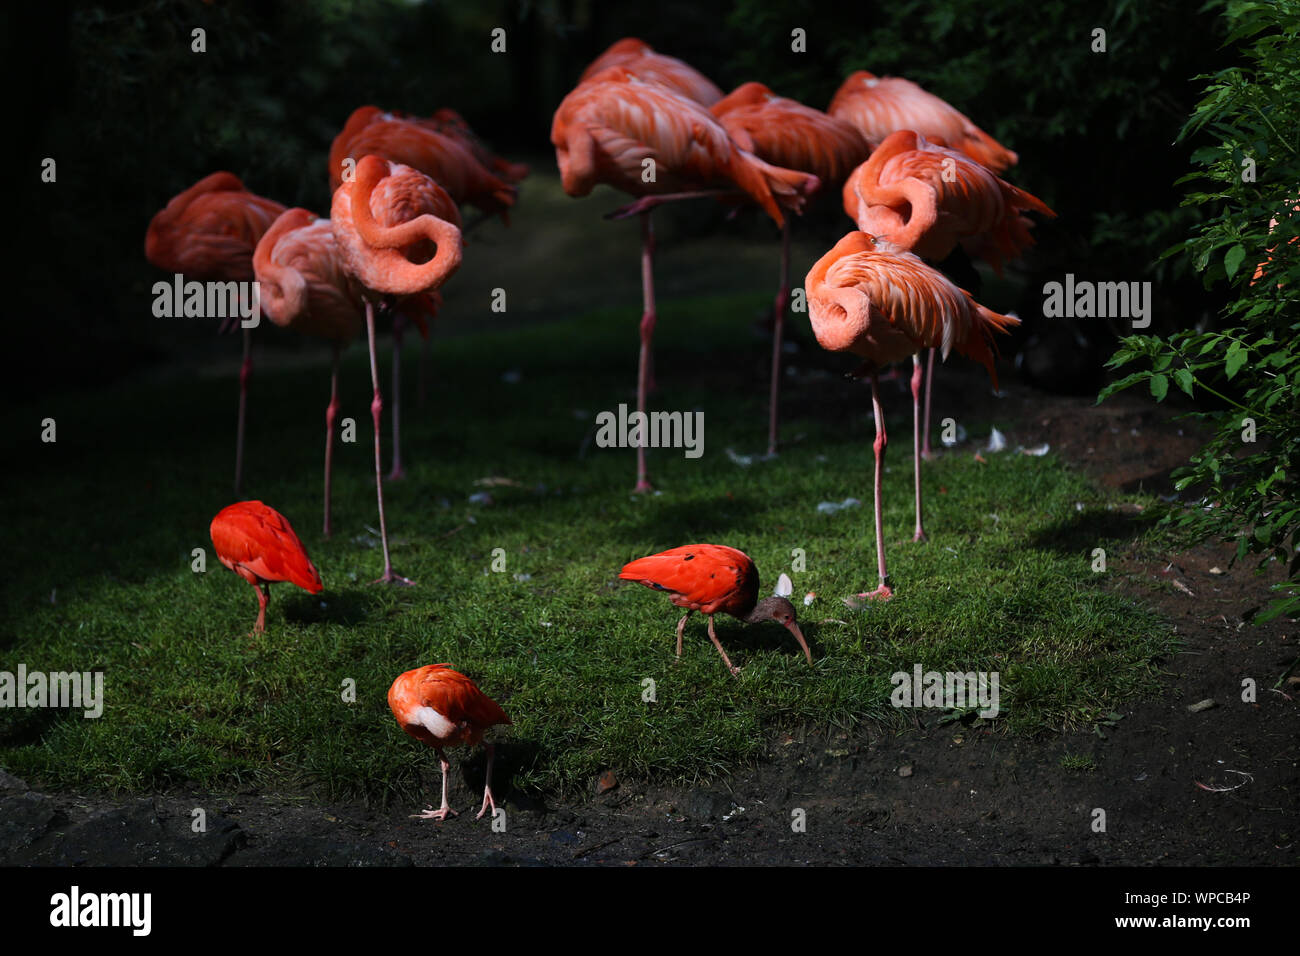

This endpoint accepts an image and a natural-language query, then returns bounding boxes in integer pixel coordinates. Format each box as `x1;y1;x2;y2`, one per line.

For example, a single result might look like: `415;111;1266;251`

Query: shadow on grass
625;493;767;542
281;588;378;627
1029;508;1148;556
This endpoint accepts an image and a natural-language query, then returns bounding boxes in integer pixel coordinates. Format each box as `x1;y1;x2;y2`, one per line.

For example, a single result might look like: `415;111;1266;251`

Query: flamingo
712;82;872;455
252;208;365;537
328;107;516;219
620;544;812;677
145;172;286;494
805;232;1019;599
829;70;1025;460
828;71;1018;173
842;129;1054;530
388;664;511;821
332;155;464;584
579;37;724;106
551;67;819;491
210;500;323;634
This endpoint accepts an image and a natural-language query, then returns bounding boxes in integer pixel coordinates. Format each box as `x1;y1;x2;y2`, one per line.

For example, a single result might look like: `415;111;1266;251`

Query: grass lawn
0;290;1172;802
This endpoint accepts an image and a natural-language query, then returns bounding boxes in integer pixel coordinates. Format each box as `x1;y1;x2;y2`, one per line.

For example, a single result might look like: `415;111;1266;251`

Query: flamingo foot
387;465;407;482
372;572;415;586
476;789;498;820
632;480;654;494
858;584;893;602
921;449;937;462
412;804;458;821
912;530;928;543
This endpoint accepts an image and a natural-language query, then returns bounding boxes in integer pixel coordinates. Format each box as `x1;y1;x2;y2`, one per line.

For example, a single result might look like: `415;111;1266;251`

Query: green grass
0;291;1173;803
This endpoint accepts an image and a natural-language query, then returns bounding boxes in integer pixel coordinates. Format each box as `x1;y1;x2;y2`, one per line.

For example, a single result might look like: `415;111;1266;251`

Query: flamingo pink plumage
328;107;516;222
252;208;365;538
552;67;819;490
579;37;724;106
828;71;1018;173
712;82;872;455
843;129;1054;488
145;172;286;494
331;155;464;584
805;231;1019;598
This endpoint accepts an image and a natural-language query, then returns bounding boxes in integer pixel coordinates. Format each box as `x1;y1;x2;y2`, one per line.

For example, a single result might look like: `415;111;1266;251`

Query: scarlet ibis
209;500;323;633
620;544;812;676
552;67;817;490
331;156;464;584
805;232;1018;599
145;172;285;494
388;664;511;821
711;82;871;455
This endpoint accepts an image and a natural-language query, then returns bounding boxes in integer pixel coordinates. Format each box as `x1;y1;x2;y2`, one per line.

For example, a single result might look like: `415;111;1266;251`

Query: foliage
1100;0;1300;622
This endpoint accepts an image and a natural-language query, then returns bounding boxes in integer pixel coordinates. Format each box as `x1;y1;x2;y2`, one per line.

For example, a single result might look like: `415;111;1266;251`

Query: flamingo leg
365;301;413;586
634;211;656;494
476;743;499;820
389;311;406;481
921;348;937;460
413;751;459;820
675;611;691;657
767;220;791;458
865;372;893;600
235;326;251;494
323;343;341;538
912;355;927;543
706;615;741;678
606;189;736;221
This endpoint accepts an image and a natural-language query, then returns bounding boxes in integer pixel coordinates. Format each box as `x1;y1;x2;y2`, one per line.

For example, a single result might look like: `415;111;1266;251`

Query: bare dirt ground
2;376;1294;868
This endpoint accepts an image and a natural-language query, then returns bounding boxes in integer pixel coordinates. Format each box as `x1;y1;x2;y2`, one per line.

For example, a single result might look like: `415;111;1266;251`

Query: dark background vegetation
9;0;1233;399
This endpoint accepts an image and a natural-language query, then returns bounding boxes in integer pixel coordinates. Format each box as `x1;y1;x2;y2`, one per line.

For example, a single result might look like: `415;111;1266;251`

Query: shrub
1101;0;1300;622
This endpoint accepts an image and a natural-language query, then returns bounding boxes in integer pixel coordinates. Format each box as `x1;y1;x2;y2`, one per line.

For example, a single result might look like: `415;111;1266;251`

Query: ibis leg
476;743;499;820
706;615;741;678
675;611;691;658
413;751;459;820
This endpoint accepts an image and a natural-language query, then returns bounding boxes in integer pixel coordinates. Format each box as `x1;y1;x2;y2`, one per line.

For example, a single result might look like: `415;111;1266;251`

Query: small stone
1186;698;1218;713
898;765;914;778
596;770;619;795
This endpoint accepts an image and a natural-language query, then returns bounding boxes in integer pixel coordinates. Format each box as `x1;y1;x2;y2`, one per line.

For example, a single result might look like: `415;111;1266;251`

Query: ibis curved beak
786;622;813;665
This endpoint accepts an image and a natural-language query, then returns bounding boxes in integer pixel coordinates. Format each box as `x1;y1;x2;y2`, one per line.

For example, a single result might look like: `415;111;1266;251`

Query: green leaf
1150;374;1169;401
1224;244;1247;278
1225;342;1247;380
1173;368;1195;396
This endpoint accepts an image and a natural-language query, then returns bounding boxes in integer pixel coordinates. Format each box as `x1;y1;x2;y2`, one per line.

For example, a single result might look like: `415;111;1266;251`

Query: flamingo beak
786;621;813;665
